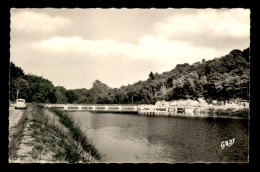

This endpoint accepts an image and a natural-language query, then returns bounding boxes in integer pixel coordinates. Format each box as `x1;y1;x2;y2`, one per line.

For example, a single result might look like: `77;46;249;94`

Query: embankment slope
9;104;101;163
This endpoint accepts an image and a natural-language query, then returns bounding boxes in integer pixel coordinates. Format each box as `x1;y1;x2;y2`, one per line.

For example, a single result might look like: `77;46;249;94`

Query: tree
55;86;68;103
166;77;173;88
230;49;242;57
27;74;57;103
204;63;211;76
149;71;155;80
10;77;30;101
88;80;111;103
47;91;57;103
9;62;28;101
242;48;250;62
65;90;77;103
9;62;25;78
13;77;30;99
71;88;91;104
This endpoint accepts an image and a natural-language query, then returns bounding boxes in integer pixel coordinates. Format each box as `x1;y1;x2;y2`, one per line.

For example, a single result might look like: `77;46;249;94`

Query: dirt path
9;107;25;129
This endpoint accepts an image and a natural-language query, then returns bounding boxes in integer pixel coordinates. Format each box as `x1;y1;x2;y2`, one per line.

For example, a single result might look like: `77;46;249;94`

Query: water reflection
70;112;248;163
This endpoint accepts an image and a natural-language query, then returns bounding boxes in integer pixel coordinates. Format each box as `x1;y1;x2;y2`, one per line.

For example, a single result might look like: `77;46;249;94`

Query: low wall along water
41;104;217;117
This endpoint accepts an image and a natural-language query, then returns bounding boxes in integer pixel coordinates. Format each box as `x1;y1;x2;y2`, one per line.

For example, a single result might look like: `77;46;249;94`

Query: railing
42;104;139;113
41;103;210;116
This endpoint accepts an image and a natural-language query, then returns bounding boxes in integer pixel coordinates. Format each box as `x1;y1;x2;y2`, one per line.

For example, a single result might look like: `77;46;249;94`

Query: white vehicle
15;99;27;109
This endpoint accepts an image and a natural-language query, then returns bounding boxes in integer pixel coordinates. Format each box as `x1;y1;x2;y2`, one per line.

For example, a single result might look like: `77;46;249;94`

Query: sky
10;8;250;89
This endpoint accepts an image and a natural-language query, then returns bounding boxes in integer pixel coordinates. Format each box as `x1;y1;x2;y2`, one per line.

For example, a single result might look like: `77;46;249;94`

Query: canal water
69;111;249;163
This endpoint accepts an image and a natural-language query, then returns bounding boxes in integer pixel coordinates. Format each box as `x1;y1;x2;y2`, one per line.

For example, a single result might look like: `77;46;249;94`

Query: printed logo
221;138;235;149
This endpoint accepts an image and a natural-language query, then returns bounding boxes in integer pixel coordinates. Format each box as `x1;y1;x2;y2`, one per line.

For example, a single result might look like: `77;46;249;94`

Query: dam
42;104;139;113
41;103;209;116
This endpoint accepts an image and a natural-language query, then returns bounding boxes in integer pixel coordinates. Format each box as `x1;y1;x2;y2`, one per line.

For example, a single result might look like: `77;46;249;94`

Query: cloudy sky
10;8;250;89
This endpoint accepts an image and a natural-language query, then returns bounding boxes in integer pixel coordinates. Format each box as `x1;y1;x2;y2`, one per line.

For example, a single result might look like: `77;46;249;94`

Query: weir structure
42;104;139;113
41;104;209;117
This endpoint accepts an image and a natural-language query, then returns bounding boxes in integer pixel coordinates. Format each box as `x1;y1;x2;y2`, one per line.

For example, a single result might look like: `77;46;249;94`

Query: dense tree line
9;62;29;101
9;62;74;103
74;48;249;104
9;48;250;104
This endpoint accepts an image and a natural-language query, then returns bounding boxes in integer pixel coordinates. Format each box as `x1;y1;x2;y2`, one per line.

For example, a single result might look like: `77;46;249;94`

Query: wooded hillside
9;48;249;104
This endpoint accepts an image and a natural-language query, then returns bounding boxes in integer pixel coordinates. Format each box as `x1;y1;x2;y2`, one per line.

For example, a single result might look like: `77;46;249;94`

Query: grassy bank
29;104;101;163
213;108;249;118
9;104;101;163
49;108;101;161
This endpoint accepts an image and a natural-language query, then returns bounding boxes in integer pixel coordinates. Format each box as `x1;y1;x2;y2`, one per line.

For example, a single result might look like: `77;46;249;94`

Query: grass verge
49;108;101;161
26;104;101;163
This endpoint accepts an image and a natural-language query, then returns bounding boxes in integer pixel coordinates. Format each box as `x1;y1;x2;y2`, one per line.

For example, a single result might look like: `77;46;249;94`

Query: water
69;112;249;163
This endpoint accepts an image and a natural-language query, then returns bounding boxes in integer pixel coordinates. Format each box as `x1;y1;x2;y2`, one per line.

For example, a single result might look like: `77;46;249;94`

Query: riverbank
9;104;101;163
153;98;249;118
156;98;249;109
41;102;249;119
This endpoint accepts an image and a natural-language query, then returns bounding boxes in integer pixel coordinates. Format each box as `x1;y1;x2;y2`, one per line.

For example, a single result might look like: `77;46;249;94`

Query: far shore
10;97;249;119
